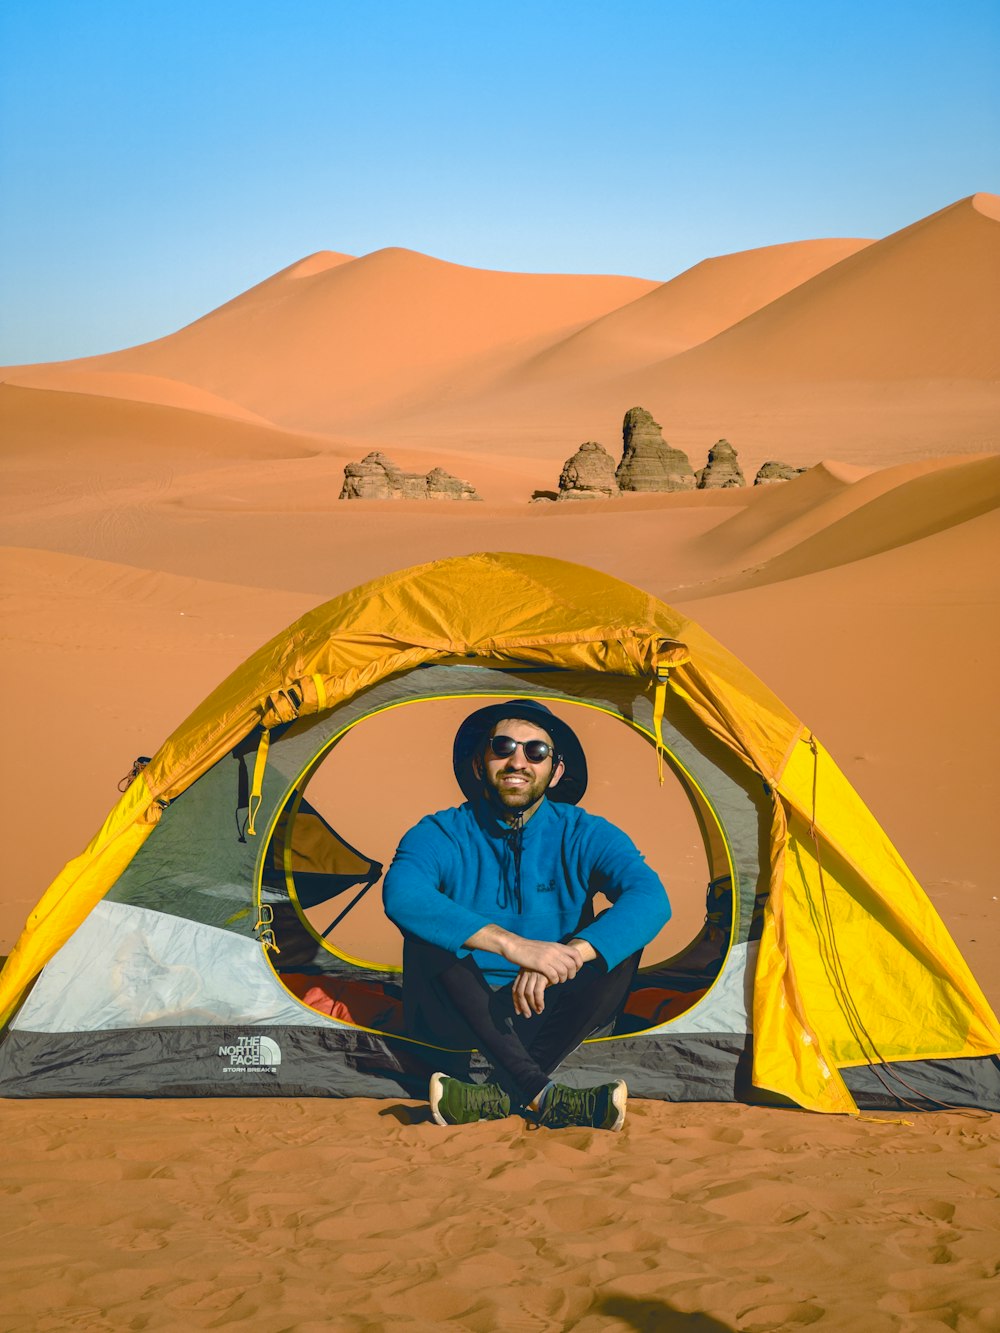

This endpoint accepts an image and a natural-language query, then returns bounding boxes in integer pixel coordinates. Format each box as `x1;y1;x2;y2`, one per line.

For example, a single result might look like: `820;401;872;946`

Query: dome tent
1;552;997;1112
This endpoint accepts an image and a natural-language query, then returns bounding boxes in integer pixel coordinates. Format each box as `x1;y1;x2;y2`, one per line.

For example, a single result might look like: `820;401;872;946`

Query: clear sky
1;0;997;363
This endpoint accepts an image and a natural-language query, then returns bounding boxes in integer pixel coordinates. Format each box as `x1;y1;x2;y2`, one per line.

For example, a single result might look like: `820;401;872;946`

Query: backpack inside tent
1;552;997;1113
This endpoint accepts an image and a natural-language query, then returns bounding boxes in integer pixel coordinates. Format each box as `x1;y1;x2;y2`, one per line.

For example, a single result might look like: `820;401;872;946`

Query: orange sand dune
2;365;277;425
5;196;996;484
373;361;1000;488
0;382;329;464
688;453;1000;588
36;248;657;431
0;383;367;572
653;193;1000;383
261;248;356;280
514;237;871;384
362;196;999;477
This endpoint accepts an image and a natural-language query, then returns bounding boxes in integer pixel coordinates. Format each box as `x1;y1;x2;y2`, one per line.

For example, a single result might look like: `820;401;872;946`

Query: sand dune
513;238;871;384
2;366;277;425
0;383;327;464
364;196;1000;477
653;193;1000;384
688;454;1000;589
35;248;657;431
5;196;995;484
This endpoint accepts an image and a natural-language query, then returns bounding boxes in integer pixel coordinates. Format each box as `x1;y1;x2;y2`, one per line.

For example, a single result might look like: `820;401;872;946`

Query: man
382;699;670;1131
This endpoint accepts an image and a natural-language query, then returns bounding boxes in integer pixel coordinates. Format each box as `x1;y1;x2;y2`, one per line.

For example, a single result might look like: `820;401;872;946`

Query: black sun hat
452;698;588;805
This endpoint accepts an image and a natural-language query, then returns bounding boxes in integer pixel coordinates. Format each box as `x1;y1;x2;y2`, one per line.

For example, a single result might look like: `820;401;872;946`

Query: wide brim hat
453;698;587;805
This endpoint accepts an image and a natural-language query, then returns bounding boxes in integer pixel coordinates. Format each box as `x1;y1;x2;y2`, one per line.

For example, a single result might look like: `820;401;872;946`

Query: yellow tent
1;552;997;1110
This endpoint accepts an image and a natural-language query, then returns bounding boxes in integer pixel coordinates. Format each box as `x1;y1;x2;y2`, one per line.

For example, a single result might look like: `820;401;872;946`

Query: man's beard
487;766;550;812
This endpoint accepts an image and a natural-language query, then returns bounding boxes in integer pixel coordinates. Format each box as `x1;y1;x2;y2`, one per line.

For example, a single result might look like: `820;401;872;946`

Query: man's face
476;718;565;813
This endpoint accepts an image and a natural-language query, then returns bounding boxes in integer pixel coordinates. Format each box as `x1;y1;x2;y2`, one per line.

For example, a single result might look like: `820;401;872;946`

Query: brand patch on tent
218;1035;281;1073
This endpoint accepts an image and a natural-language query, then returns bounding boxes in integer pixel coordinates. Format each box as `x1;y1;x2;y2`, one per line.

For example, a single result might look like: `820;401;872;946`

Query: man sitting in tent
383;699;670;1130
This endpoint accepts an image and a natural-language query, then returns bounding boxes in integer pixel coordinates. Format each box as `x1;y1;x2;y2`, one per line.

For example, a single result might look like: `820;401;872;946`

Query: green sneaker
429;1072;512;1126
537;1079;628;1131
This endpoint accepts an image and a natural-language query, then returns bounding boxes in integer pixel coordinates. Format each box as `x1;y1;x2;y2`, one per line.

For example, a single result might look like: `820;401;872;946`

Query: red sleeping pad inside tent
623;986;706;1025
282;974;405;1032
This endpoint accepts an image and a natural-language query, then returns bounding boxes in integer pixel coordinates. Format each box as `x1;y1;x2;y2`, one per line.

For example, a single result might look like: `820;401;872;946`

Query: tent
1;552;998;1113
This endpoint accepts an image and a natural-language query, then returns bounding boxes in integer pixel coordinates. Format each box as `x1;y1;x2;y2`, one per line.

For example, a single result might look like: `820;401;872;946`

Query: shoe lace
472;1082;510;1117
538;1085;597;1129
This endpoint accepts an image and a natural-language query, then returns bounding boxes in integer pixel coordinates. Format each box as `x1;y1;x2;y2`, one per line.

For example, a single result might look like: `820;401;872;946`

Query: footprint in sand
738;1298;825;1329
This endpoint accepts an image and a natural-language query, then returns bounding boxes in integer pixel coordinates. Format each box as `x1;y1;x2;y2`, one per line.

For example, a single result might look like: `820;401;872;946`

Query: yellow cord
247;729;271;836
653;674;668;786
313;672;327;711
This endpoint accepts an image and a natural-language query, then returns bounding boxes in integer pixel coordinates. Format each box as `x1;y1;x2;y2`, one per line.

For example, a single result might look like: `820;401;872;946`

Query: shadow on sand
378;1102;435;1126
595;1294;734;1331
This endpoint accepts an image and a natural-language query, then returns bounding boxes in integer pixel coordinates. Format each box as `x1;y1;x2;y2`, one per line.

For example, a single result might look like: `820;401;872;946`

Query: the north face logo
218;1035;282;1073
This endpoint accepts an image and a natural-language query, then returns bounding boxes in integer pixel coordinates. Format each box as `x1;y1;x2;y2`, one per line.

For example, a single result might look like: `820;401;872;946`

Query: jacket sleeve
572;817;671;970
382;817;494;956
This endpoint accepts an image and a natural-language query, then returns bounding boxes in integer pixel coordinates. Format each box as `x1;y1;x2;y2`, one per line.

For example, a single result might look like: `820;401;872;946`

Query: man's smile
478;718;565;815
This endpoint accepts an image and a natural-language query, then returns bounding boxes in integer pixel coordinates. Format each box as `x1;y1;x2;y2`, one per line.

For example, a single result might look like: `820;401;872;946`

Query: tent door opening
256;681;745;1043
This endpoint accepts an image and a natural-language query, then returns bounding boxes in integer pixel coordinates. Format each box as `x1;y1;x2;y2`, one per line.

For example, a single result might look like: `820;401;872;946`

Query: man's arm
571;819;671;970
463;923;585;985
383;818;497;954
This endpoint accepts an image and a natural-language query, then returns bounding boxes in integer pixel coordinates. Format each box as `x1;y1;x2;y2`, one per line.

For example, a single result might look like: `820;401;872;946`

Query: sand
3;1099;998;1331
1;192;999;1330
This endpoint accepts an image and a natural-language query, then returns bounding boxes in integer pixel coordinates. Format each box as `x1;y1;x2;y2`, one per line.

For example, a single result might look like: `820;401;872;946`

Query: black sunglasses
488;735;556;764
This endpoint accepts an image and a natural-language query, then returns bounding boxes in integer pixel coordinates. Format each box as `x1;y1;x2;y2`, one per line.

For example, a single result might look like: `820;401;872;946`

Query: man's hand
498;935;584;984
511;940;599;1016
512;968;549;1017
462;924;585;984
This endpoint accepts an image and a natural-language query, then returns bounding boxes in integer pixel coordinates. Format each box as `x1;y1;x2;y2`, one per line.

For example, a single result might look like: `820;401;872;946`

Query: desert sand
1;192;998;1330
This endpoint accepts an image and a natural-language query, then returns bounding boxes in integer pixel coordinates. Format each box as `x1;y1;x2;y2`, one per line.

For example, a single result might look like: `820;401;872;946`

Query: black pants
403;937;641;1105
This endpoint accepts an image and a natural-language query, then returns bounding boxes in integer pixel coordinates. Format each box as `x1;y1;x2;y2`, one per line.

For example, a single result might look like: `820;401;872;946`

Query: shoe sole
607;1080;628;1132
428;1071;449;1126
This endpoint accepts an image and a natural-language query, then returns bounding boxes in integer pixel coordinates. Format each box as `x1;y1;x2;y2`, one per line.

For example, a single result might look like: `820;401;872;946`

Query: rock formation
425;466;481;501
557;441;619;500
615;407;695;492
697;439;746;490
340;452;481;501
753;460;807;486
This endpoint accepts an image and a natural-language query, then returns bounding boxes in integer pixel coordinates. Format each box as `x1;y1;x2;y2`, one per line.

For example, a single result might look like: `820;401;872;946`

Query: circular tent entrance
255;662;771;1046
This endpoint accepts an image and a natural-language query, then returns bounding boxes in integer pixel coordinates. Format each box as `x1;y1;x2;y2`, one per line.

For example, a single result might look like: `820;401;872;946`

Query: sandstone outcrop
425;466;481;501
615;407;695;492
557;441;619;500
340;452;481;500
753;460;807;486
697;439;746;490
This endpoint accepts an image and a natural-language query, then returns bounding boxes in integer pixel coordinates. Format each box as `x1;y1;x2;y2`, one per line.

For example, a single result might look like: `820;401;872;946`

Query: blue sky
1;0;997;363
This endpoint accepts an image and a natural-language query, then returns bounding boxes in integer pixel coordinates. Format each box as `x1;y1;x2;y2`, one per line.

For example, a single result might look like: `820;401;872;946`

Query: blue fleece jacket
382;798;670;985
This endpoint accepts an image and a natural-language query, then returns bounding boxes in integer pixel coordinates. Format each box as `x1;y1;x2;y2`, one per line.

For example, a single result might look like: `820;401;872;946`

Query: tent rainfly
1;552;998;1113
